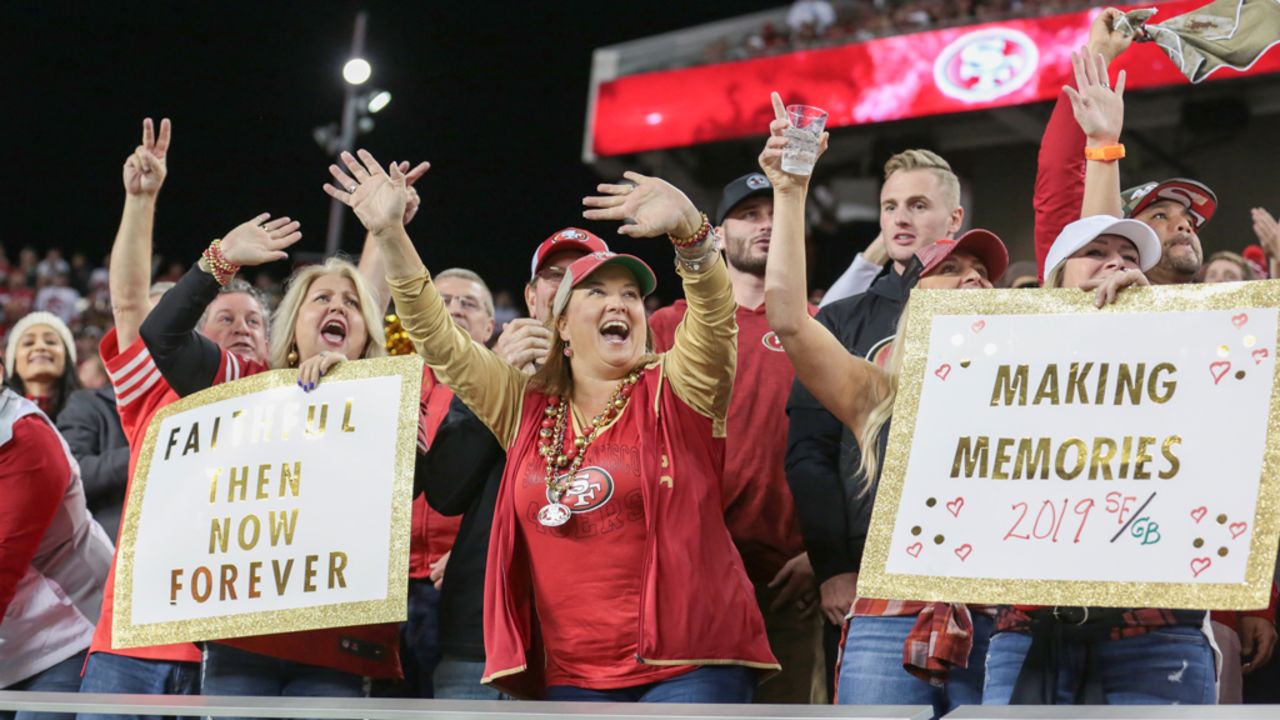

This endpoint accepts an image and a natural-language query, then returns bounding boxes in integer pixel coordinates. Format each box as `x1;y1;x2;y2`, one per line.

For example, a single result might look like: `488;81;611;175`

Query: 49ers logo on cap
761;331;785;352
556;229;586;242
546;466;615;514
745;174;769;190
934;28;1039;103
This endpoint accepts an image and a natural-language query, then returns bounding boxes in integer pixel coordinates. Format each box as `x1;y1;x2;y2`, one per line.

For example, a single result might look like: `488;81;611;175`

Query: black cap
715;172;773;225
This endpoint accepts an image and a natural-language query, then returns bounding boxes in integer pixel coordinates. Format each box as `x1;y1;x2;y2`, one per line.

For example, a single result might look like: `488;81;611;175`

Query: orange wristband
1084;144;1126;162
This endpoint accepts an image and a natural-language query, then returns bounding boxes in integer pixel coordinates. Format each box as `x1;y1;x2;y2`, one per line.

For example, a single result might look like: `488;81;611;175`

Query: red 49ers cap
914;229;1009;284
551;251;657;316
1121;178;1217;230
529;227;610;280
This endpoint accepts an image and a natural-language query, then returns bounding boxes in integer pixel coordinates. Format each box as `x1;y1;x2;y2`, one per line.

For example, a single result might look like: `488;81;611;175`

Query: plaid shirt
849;598;995;683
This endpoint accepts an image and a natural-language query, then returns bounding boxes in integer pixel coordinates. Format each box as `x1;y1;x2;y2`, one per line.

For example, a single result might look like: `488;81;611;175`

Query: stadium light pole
325;12;369;258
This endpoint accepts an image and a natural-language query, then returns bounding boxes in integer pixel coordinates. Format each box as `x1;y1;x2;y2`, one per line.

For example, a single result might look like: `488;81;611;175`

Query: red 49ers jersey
513;404;692;690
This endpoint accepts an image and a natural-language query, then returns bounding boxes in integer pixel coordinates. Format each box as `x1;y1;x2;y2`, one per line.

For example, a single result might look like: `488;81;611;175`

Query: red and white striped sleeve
100;329;168;436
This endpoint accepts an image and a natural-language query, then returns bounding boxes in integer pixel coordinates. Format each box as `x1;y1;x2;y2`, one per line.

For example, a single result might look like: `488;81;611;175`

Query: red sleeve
101;329;167;438
648;303;686;354
0;416;71;617
1034;85;1087;281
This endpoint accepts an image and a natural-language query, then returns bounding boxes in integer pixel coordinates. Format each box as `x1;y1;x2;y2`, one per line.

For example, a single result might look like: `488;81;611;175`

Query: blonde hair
857;302;911;491
884;149;961;211
530;295;656;400
268;257;387;369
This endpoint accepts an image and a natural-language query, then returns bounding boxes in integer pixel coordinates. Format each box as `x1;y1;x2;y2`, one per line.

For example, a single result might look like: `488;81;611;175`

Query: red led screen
590;1;1280;157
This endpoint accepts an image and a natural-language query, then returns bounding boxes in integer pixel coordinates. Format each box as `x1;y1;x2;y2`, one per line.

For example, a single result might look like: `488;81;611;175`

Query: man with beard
649;172;825;703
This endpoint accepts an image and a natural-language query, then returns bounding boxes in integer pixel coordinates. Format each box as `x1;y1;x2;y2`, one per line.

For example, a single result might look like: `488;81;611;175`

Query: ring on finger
347;184;358;193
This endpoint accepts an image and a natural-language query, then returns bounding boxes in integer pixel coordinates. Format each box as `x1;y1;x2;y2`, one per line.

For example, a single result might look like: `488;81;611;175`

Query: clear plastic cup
781;104;828;176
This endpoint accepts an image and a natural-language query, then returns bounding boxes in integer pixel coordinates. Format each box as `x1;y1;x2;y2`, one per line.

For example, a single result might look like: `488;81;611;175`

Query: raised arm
355;161;429;314
581;172;732;428
139;216;301;396
325;150;529;448
110;118;170;351
761;93;888;437
1067;50;1127;219
1034;8;1133;278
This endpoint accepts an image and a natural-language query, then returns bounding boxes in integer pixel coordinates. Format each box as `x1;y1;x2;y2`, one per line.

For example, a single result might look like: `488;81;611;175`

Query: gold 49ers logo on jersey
546;466;615;513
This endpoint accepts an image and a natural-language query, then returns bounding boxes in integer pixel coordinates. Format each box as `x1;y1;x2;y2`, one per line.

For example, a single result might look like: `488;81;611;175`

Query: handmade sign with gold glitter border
858;282;1280;610
113;355;423;648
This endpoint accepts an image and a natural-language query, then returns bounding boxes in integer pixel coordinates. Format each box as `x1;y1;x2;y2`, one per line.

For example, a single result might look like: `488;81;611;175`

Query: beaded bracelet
201;239;241;286
668;212;712;249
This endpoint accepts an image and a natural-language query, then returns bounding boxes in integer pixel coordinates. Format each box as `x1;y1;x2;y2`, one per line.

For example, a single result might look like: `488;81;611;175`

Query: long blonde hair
856;302;911;491
268;257;387;369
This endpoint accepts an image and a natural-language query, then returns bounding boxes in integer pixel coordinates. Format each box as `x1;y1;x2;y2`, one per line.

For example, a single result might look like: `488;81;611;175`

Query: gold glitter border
113;355;424;648
859;282;1280;610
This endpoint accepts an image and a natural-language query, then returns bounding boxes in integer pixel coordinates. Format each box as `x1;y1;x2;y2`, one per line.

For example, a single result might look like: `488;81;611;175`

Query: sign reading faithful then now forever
112;356;423;648
859;283;1280;610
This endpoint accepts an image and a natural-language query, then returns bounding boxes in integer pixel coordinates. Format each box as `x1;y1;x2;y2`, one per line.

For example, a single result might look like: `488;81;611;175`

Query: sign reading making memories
858;283;1280;610
112;355;423;648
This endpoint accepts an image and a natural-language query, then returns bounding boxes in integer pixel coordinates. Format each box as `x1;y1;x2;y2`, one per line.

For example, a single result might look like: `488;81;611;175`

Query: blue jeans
76;652;200;720
200;643;365;720
837;614;992;719
1;650;86;720
544;666;755;703
982;625;1216;705
432;656;505;700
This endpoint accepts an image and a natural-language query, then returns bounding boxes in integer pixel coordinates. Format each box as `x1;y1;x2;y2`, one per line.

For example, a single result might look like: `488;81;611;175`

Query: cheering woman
324;149;776;701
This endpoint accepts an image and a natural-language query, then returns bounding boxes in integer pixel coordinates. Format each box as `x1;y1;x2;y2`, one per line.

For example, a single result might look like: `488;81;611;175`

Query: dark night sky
6;2;779;298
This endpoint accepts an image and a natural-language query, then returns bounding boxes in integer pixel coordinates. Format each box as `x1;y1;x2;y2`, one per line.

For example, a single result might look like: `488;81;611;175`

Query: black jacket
56;385;129;541
417;396;505;660
784;266;912;583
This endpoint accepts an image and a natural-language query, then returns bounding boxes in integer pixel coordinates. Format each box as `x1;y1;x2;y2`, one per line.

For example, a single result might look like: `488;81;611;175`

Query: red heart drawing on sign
946;497;965;518
1230;521;1248;539
1253;349;1270;365
1191;557;1212;577
971;320;986;334
1210;361;1231;385
906;542;923;558
934;364;952;381
954;544;973;561
1190;506;1208;523
1232;313;1249;328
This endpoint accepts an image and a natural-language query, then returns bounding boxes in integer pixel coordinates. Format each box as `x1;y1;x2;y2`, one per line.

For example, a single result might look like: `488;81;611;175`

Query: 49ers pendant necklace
536;368;641;527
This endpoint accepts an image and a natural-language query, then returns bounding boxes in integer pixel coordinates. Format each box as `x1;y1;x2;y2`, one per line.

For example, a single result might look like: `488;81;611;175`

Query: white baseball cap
1044;215;1162;285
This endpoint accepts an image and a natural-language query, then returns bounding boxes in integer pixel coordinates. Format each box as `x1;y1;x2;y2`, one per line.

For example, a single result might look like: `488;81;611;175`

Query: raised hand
1086;7;1137;65
758;92;829;193
1253;208;1280;257
298;350;344;392
396;161;430;225
123;118;172;197
582;171;702;239
219;214;303;268
1064;51;1127;146
324;150;425;235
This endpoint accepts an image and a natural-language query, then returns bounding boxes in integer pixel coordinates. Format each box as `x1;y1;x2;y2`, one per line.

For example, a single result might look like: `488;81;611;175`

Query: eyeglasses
440;293;485;313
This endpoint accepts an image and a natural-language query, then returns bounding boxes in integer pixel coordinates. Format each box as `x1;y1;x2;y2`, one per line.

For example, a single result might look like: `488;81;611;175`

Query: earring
563;341;573;358
287;346;299;366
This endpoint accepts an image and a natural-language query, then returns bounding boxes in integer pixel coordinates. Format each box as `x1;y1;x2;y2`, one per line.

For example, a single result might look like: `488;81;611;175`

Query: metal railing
0;692;931;720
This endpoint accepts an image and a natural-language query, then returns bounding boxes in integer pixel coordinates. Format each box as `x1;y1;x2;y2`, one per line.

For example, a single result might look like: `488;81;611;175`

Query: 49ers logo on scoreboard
546;466;615;513
933;28;1039;103
761;331;785;353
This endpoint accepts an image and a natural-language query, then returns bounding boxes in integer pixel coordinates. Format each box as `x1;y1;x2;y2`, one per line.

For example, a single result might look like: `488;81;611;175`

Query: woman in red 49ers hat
758;92;1009;719
327;149;776;701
